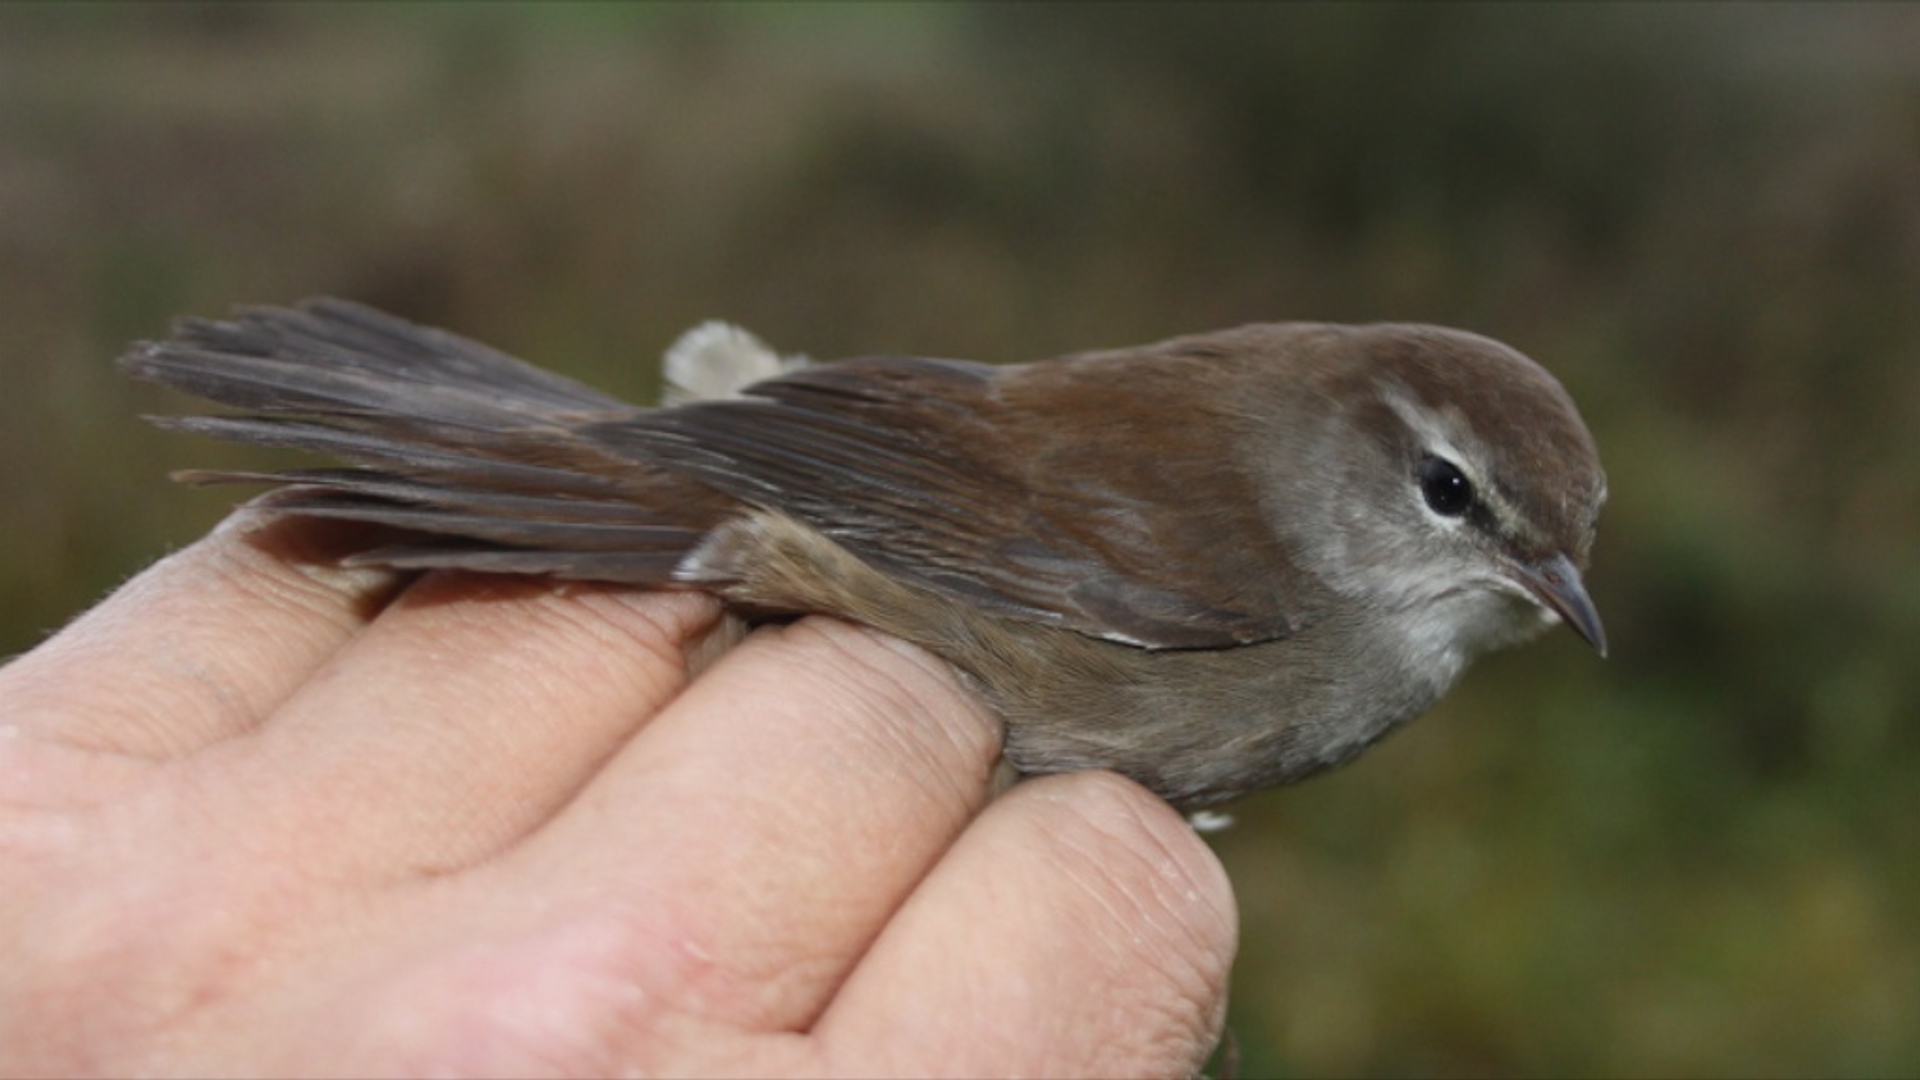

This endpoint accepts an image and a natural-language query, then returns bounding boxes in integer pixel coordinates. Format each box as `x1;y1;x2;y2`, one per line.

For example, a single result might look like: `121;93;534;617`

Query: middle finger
504;616;1002;1034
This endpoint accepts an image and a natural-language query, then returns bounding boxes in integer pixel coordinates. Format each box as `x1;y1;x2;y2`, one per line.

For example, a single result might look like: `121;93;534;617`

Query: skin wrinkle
1037;776;1236;1050
806;621;1002;819
213;515;412;639
9;646;214;763
735;620;999;828
805;774;1232;1079
4;522;396;760
464;586;718;729
1093;795;1231;1075
170;572;368;735
689;625;991;1019
1111;794;1238;975
315;590;712;882
216;537;394;633
393;584;690;742
6;663;202;764
582;588;729;667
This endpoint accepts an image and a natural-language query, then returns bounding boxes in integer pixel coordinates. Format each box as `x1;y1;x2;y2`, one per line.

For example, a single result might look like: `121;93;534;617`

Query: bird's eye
1418;455;1474;517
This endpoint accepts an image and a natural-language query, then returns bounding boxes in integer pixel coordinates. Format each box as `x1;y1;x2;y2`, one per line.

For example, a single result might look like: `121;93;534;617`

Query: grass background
3;4;1917;1075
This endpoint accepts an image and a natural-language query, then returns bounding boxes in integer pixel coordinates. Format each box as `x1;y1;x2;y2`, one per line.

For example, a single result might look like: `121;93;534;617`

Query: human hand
0;514;1236;1078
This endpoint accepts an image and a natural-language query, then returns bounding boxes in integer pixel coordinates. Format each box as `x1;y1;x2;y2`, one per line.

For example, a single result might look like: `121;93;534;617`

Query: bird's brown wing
599;349;1312;648
127;300;1314;649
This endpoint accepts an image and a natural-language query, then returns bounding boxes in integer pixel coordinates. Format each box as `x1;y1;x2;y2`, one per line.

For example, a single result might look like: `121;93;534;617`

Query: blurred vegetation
3;3;1917;1075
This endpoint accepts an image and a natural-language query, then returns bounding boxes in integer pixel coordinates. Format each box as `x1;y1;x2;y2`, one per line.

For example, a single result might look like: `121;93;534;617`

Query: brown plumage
124;299;1606;807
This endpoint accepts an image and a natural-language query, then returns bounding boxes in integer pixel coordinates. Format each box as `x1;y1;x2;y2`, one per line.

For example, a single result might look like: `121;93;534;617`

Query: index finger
0;512;407;759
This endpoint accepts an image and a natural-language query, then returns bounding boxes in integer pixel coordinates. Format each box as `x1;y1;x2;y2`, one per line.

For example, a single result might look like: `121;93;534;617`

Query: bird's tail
121;298;719;584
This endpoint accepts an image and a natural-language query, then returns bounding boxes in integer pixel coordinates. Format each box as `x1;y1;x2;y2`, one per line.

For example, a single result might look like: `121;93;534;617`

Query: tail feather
210;469;675;525
252;487;696;553
140;298;631;417
157;415;633;498
123;298;727;586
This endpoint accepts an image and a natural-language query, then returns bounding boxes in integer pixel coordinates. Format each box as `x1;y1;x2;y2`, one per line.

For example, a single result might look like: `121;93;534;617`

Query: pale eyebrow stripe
1381;385;1536;542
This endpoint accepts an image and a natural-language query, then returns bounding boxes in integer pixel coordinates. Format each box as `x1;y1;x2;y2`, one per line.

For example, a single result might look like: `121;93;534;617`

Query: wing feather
596;353;1305;648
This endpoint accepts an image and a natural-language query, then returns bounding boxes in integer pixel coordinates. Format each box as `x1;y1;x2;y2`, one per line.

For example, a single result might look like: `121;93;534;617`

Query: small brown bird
122;299;1606;809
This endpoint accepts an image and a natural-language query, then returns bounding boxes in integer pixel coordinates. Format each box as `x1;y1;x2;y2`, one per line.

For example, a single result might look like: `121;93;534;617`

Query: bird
121;298;1607;809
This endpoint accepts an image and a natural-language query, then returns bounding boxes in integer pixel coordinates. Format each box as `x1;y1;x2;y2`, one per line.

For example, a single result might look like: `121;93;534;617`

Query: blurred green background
3;3;1917;1075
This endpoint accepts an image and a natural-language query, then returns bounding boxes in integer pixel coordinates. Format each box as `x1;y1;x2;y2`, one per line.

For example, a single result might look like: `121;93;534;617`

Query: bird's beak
1509;552;1607;656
